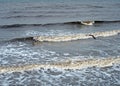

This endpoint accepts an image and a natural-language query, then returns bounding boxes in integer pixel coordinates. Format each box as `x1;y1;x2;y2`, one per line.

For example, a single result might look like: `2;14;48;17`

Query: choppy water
0;0;120;86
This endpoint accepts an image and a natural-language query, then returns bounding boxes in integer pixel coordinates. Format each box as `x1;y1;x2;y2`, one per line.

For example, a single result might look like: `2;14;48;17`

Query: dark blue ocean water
0;0;120;85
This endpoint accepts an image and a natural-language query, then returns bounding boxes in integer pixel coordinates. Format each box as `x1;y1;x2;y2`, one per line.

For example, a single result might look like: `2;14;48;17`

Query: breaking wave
6;30;120;42
0;20;120;28
0;57;120;73
33;30;120;42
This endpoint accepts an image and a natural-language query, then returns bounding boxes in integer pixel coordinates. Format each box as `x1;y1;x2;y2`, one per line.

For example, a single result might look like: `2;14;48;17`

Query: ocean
0;0;120;85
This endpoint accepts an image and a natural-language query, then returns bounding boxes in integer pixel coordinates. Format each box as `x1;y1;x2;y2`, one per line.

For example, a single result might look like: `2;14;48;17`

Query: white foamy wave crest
0;57;120;73
33;30;120;42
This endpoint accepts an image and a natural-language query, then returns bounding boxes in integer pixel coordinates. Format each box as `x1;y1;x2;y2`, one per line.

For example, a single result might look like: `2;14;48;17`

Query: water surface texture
0;0;120;86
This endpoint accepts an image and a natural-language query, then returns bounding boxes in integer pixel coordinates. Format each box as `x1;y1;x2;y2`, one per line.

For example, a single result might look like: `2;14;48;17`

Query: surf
33;30;120;42
0;57;120;73
3;30;120;43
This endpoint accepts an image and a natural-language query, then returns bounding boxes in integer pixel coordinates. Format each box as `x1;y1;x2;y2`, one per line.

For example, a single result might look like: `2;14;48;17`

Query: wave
0;24;42;28
5;30;120;42
33;30;120;42
1;15;59;19
1;15;34;19
0;20;120;28
0;57;120;73
0;23;61;28
66;20;120;25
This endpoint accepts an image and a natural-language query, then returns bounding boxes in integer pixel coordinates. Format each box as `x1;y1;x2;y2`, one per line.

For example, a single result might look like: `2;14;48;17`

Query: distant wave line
0;57;120;73
0;20;120;28
1;15;62;19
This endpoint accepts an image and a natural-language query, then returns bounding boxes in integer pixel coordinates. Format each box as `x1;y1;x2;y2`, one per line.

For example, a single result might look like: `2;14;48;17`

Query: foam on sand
0;57;120;73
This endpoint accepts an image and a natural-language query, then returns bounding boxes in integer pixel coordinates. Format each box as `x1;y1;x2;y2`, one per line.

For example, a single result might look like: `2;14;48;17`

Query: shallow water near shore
0;0;120;85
